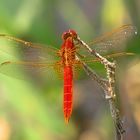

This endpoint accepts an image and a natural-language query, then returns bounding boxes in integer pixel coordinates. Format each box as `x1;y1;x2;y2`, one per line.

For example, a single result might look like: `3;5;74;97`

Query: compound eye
62;32;70;40
69;30;77;38
62;29;77;40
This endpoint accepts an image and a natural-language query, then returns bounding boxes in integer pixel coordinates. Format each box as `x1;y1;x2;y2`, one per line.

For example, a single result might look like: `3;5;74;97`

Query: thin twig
75;37;125;140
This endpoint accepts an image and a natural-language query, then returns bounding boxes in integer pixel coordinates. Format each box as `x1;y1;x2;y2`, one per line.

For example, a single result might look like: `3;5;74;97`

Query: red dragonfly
0;25;137;123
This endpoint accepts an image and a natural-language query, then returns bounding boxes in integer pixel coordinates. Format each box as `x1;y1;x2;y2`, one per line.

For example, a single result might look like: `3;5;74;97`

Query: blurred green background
0;0;140;140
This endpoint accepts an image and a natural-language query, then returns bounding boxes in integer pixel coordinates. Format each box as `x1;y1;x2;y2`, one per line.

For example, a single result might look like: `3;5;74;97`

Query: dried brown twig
75;37;126;140
77;56;125;140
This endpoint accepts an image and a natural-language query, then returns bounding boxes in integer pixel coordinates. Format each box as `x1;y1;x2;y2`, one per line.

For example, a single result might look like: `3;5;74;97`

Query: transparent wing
88;24;137;53
73;52;135;79
77;52;135;63
0;34;63;80
0;34;60;61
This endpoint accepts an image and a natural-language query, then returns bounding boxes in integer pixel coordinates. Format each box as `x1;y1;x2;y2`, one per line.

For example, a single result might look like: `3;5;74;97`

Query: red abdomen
63;66;73;123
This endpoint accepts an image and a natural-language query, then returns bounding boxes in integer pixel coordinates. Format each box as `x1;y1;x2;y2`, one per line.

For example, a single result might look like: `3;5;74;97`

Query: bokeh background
0;0;140;140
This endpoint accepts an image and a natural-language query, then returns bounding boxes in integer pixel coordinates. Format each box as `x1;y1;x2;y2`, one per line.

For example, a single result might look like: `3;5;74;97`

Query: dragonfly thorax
59;36;77;66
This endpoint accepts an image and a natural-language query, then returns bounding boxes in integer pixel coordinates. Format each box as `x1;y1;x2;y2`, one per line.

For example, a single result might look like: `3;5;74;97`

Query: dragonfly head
62;29;77;40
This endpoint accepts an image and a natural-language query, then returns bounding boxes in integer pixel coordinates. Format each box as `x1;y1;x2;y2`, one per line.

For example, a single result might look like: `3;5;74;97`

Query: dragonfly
0;24;137;123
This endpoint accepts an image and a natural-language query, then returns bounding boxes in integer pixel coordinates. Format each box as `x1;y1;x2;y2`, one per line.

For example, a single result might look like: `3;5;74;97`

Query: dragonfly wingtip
126;52;135;56
1;61;11;66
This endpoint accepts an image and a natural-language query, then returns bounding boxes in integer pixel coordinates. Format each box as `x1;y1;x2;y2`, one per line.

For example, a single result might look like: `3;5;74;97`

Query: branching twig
75;37;125;140
77;56;125;139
